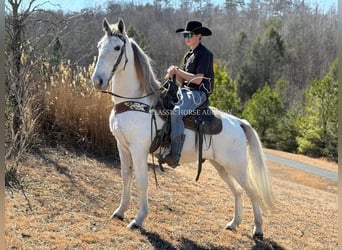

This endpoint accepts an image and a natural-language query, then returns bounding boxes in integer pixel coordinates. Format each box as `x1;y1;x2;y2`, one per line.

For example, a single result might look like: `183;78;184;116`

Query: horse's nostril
93;77;103;89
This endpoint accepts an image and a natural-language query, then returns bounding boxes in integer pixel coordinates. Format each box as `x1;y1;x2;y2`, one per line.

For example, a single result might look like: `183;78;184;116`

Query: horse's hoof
110;213;124;221
253;232;264;241
225;223;237;231
225;225;237;231
127;220;141;230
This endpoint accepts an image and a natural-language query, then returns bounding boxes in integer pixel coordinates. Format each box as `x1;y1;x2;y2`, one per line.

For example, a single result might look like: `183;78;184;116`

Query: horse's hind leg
251;200;263;239
211;161;243;231
233;173;264;239
213;160;264;239
111;143;133;220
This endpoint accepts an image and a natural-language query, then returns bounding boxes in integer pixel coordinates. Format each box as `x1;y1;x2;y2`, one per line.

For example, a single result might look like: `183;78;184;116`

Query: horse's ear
118;18;125;34
103;18;111;35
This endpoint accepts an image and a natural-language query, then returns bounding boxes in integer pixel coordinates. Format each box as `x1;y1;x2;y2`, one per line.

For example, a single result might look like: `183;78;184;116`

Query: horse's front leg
127;146;149;229
111;142;133;220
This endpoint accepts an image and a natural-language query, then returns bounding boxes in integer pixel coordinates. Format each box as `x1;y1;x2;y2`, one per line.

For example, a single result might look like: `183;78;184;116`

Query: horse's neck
111;67;144;104
111;44;158;106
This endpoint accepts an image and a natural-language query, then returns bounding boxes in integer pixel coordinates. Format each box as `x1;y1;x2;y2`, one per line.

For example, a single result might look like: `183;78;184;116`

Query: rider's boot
156;134;185;168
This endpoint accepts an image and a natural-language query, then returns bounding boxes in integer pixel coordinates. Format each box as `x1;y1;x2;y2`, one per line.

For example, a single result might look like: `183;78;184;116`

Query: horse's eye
114;46;121;51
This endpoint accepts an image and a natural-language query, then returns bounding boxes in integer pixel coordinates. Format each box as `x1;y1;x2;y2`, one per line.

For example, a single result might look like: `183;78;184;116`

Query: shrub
43;60;118;157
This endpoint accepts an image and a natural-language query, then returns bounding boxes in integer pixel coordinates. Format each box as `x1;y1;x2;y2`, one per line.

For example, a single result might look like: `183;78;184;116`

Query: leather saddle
155;79;222;135
182;100;222;135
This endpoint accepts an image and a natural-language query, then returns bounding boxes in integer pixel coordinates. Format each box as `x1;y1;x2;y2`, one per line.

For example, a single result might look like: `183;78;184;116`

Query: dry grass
43;61;116;156
5;147;337;250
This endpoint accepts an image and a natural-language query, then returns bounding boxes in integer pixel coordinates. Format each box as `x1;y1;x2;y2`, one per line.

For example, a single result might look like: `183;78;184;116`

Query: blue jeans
170;88;207;140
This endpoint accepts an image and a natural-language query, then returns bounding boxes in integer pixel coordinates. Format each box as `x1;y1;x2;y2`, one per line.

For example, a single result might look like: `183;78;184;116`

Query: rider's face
184;33;201;49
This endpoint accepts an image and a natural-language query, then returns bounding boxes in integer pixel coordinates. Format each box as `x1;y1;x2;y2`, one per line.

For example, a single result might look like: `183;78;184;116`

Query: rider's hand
164;65;178;79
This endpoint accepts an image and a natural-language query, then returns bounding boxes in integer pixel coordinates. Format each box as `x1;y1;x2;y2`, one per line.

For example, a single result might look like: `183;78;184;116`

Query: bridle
110;32;128;76
100;32;160;100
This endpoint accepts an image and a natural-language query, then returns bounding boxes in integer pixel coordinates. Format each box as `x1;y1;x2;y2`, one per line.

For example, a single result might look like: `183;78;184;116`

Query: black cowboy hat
176;21;212;36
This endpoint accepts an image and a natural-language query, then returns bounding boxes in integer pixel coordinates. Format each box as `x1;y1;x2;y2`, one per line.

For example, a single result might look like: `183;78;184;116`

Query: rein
101;78;171;100
101;90;157;100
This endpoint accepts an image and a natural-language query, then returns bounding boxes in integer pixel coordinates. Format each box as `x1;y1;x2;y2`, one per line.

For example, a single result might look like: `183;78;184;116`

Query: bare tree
6;0;42;134
5;0;57;166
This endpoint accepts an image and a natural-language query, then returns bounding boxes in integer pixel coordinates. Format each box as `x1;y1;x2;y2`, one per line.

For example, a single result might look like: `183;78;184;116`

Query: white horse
91;18;274;239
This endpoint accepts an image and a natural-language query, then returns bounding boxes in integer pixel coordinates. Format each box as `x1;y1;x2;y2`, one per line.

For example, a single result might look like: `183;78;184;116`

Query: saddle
155;79;222;135
156;98;222;134
150;79;222;181
182;101;222;135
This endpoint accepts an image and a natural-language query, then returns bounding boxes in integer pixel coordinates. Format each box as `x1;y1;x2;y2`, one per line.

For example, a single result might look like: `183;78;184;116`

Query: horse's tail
240;119;275;210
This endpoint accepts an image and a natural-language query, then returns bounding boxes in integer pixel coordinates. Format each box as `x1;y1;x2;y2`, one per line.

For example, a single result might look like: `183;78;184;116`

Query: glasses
183;33;194;38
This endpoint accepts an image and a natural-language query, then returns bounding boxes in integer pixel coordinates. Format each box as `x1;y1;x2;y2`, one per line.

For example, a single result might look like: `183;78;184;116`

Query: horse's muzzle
92;75;108;90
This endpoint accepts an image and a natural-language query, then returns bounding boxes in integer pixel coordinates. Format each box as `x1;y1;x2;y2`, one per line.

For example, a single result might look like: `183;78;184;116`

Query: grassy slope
5;147;337;249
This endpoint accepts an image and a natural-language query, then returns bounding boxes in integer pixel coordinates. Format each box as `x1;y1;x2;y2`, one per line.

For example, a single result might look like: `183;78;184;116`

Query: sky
40;0;337;13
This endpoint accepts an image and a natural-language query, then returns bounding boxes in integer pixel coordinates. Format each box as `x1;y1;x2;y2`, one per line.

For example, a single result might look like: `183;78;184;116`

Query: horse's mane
130;39;161;101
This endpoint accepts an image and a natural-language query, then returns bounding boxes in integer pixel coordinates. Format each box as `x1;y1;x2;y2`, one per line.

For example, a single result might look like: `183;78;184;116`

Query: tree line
5;0;338;168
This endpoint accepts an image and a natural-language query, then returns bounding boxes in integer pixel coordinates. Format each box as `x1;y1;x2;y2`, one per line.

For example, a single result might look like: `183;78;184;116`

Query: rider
157;20;214;167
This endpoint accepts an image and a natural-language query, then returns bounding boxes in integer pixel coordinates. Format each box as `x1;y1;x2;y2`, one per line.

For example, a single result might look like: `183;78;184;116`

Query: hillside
5;147;337;249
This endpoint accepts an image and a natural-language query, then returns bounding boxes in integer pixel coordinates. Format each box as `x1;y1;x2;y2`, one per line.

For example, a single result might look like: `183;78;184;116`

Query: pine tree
127;25;147;51
272;78;299;152
237;19;285;103
50;37;63;67
209;62;240;114
242;83;285;147
296;59;338;160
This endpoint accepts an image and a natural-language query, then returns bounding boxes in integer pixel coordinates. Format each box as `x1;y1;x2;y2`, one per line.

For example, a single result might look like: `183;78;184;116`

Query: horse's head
92;18;128;90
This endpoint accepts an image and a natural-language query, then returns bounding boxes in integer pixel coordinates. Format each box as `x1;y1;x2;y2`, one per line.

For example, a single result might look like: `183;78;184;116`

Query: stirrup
155;134;185;168
155;152;179;168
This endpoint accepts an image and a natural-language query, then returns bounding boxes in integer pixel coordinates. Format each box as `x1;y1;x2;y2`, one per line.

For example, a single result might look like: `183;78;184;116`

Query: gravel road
264;153;338;181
